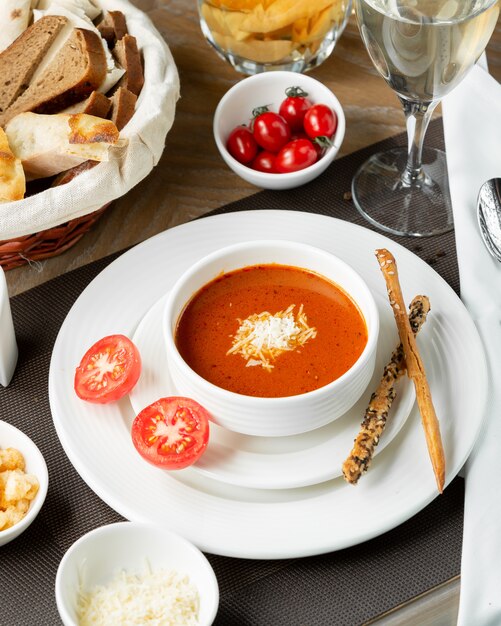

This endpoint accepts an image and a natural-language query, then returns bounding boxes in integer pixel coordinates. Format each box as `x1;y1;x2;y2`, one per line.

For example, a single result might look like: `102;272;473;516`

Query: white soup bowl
164;240;379;437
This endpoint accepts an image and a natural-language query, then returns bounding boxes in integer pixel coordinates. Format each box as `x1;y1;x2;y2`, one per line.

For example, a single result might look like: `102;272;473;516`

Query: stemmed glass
352;0;500;237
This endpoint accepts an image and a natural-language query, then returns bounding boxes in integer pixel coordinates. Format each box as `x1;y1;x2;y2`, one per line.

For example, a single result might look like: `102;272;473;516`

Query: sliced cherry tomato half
131;397;210;470
278;86;313;132
251;150;277;173
226;126;258;164
275;138;318;173
252;111;291;152
74;334;141;404
303;104;338;140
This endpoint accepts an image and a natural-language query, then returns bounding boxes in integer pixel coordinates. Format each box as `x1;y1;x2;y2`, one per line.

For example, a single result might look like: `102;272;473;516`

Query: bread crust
81;91;112;118
50;159;99;187
109;87;137;131
97;10;128;47
113;35;144;97
68;113;119;144
60;90;112;117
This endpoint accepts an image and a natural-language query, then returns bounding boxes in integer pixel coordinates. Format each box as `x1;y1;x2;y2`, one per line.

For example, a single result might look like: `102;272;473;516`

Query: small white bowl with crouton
0;420;48;547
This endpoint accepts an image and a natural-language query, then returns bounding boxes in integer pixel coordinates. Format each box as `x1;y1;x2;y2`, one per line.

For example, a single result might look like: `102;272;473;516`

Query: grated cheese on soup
227;304;317;371
77;568;200;626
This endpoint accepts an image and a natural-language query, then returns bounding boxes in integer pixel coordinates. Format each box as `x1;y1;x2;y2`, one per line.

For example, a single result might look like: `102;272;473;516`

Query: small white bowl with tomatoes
213;71;345;190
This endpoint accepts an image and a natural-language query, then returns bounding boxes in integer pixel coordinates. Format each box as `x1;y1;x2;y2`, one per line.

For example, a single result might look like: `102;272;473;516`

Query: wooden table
5;3;501;623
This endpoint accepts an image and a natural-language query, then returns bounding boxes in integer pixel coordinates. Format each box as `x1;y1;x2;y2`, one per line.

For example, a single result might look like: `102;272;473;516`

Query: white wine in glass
352;0;500;237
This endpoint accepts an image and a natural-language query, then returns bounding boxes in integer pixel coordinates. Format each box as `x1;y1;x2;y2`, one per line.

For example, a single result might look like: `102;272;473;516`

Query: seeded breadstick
342;295;430;485
376;249;445;493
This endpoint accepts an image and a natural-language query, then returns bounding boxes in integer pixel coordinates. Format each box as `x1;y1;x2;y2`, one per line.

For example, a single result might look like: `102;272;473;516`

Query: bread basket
0;0;180;271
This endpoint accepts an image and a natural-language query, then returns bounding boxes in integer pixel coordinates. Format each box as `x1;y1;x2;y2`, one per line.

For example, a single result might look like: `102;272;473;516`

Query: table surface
5;2;501;624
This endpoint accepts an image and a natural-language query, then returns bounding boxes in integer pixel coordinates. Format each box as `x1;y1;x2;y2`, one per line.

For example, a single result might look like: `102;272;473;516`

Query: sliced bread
0;15;68;115
109;87;137;131
113;35;144;97
5;112;120;179
97;10;128;47
83;91;112;118
0;127;25;202
0;28;107;127
63;90;112;118
51;158;99;188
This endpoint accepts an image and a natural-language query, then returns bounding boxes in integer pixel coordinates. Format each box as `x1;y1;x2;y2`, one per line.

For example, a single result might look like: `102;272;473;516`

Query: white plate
49;210;487;559
129;293;415;490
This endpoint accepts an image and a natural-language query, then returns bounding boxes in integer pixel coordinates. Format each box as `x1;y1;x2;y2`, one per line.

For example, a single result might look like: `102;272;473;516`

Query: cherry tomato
74;334;141;404
226;126;258;164
278;86;313;132
275;138;318;173
132;397;210;470
292;132;327;160
251;150;277;173
303;104;338;140
252;111;291;152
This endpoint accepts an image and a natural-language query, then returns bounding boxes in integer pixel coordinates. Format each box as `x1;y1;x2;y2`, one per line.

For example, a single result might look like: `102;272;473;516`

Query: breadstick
342;295;430;485
375;249;445;493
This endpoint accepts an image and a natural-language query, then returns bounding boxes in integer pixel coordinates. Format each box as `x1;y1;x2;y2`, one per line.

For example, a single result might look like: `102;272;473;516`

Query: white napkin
442;64;501;624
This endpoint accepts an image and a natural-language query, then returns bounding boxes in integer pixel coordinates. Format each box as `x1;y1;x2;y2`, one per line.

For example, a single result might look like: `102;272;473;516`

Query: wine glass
352;0;500;237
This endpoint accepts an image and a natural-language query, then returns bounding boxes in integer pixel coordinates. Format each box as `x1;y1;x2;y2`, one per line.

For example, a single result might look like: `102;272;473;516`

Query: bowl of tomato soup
164;241;379;437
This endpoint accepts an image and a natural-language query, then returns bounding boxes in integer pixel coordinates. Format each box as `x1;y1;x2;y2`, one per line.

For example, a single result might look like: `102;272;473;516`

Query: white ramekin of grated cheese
55;522;219;626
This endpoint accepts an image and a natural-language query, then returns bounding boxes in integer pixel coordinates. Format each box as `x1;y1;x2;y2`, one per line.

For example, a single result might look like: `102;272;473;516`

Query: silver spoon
477;178;501;263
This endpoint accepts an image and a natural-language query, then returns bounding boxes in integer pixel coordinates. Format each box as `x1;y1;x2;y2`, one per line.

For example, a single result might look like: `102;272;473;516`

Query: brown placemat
0;118;464;626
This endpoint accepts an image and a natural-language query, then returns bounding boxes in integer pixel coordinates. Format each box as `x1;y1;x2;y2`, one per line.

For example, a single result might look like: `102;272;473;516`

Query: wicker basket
0;0;179;272
0;204;109;271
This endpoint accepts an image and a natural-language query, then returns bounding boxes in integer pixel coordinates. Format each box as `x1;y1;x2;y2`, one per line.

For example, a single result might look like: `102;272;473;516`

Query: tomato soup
174;264;368;398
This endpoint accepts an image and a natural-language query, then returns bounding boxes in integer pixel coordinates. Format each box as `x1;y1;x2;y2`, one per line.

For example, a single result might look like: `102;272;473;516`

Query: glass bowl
198;0;352;74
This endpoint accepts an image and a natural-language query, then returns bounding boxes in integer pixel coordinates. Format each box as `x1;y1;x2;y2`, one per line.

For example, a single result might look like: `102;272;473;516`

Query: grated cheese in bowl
77;567;200;626
227;303;317;371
